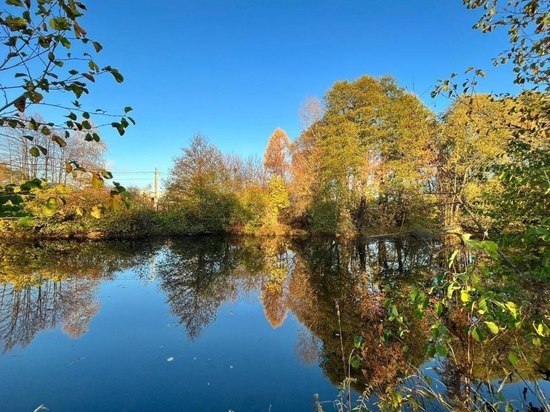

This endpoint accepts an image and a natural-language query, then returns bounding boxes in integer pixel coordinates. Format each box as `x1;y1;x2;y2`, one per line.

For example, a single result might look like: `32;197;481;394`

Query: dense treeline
0;73;547;240
159;75;547;238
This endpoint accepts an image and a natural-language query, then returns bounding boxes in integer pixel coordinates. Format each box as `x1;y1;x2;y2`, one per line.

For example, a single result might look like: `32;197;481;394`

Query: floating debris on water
166;357;175;362
68;357;86;365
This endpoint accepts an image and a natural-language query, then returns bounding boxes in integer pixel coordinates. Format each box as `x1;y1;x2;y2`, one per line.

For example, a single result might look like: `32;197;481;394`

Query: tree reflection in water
0;240;160;352
0;236;545;408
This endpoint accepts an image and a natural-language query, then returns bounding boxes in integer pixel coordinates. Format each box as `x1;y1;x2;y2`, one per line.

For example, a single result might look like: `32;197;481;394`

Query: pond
0;236;547;411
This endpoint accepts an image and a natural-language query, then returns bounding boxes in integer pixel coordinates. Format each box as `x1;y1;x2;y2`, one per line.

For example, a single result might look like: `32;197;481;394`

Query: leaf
534;323;545;337
353;336;363;349
29;147;40;157
49;17;71;31
471;327;481;342
485;321;499;335
82;73;95;83
507;351;519;367
28;91;43;103
14;96;26;112
90;205;102;219
505;301;518;318
436;344;448;357
52;135;67;148
483;241;498;258
5;16;27;30
92;41;103;52
91;173;104;189
100;170;113;179
106;67;124;83
448;250;459;268
391;305;399;317
460;290;471;303
478;297;488;314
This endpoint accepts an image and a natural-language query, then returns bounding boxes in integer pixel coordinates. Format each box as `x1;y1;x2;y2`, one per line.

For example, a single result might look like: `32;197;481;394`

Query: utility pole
153;167;159;210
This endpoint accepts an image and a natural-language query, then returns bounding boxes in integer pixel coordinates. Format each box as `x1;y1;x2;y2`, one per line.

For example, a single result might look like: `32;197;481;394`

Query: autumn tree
292;75;437;234
432;0;549;236
436;94;512;228
263;128;291;178
165;134;237;232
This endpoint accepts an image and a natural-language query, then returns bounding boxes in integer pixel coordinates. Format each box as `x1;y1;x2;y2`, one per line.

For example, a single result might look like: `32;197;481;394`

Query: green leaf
353;336;363;349
471;327;481;342
88;60;99;72
534;323;545;337
107;67;124;83
49;17;71;31
448;250;459;268
60;36;71;48
505;301;518;318
5;16;27;30
483;241;498;258
485;321;499;335
391;305;399;317
460;290;471;303
478;297;488;314
29;147;39;157
436;344;448;357
507;351;519;367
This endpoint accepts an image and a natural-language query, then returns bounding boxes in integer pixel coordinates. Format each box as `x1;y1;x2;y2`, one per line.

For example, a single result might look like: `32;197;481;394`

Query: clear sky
74;0;516;187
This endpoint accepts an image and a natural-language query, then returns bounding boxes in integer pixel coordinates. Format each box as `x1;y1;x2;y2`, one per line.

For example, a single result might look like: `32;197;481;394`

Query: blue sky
74;0;515;187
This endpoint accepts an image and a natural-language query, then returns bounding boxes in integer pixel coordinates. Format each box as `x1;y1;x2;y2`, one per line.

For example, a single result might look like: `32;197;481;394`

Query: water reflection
0;241;159;351
0;236;545;409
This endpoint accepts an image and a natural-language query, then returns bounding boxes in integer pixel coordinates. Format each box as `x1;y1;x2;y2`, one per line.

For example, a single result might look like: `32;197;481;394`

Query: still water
0;236;547;411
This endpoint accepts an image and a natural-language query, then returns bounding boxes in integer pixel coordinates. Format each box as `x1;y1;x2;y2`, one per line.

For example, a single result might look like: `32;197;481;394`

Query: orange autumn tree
262;128;291;233
263;128;291;179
